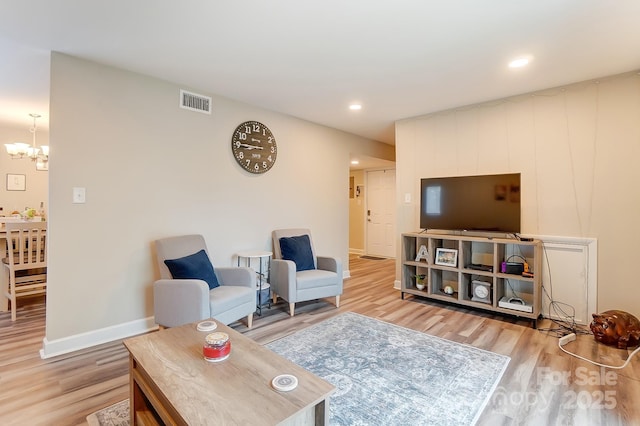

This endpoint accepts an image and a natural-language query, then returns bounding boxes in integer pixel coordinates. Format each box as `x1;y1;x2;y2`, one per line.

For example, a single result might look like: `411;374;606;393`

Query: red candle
203;332;231;362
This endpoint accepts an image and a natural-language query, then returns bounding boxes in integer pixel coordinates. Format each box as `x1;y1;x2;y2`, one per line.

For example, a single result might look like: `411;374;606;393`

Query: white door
366;169;396;258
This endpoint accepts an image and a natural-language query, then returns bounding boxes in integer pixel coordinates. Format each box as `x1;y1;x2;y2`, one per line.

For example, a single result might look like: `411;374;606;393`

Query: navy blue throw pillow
279;235;315;271
164;249;220;290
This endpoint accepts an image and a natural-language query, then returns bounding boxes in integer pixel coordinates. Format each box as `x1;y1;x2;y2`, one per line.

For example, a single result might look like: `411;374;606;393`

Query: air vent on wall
180;89;212;114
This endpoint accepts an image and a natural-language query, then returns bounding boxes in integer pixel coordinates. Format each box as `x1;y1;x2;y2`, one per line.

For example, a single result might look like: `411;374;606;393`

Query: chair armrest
153;279;210;327
270;259;297;302
317;256;342;276
216;267;255;288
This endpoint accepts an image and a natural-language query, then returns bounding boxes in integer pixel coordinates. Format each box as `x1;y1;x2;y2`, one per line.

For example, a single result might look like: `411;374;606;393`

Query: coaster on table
197;320;217;332
272;374;298;392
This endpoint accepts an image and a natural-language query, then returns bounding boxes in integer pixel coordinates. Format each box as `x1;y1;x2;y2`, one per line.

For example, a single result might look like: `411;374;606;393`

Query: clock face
472;281;491;303
231;121;277;174
474;285;489;299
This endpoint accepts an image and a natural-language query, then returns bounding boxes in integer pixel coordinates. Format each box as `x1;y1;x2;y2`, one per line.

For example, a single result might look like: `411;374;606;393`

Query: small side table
236;250;272;316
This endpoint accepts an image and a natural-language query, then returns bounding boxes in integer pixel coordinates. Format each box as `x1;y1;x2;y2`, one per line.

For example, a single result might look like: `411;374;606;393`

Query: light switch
73;187;86;204
404;193;411;203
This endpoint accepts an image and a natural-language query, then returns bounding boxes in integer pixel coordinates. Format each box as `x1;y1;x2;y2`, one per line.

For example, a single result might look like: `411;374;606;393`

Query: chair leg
247;313;253;329
10;296;16;322
0;271;8;312
10;271;16;322
335;295;340;308
289;303;295;317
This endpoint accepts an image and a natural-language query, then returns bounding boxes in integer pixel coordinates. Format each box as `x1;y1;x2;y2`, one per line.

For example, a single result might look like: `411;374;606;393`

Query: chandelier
4;113;49;162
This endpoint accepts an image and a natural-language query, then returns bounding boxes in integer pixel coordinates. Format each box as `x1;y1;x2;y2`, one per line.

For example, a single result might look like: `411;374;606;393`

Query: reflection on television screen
420;173;521;233
424;185;441;215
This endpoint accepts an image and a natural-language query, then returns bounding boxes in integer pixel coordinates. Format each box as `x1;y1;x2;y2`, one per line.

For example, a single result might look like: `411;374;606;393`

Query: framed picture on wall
6;173;26;191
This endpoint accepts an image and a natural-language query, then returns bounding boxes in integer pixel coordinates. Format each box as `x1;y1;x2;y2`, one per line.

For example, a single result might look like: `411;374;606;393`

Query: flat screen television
420;173;521;234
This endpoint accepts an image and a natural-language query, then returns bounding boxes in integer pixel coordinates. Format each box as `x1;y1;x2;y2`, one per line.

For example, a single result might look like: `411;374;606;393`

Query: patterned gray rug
266;312;509;425
86;399;128;426
87;312;509;425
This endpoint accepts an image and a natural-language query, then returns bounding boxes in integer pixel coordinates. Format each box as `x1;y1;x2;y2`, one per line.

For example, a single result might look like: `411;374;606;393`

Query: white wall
396;71;640;319
0;124;49;215
45;53;394;353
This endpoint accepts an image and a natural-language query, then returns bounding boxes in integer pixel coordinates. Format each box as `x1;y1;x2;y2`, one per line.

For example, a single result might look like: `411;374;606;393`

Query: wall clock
471;280;492;304
231;121;277;174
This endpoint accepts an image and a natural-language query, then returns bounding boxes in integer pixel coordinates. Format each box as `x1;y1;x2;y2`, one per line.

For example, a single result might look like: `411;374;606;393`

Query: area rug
86;399;129;426
87;313;509;426
266;312;509;425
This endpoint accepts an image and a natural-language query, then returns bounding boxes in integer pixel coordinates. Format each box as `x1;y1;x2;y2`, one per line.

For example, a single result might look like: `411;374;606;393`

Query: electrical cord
507;237;635;368
503;247;531;301
505;254;528;264
534;242;595;338
558;334;640;369
505;278;521;300
534;242;640;369
537;300;592;337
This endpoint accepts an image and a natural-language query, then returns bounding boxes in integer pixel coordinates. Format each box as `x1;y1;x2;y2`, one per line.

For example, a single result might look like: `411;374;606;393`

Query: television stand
401;232;542;328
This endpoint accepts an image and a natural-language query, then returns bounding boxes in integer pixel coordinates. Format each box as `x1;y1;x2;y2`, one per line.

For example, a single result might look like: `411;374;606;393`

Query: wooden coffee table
123;320;335;425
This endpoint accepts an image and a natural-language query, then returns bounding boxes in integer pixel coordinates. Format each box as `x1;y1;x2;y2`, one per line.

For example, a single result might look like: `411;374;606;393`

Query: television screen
420;173;521;233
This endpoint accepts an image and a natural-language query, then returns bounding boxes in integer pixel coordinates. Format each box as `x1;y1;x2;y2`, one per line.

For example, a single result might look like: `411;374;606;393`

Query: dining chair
1;221;47;321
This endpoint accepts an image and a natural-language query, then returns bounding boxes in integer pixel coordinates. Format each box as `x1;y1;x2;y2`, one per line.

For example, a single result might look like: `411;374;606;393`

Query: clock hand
239;143;264;150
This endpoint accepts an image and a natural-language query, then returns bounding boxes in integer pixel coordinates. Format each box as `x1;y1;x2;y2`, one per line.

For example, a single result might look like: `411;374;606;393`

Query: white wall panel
535;236;597;325
396;71;640;319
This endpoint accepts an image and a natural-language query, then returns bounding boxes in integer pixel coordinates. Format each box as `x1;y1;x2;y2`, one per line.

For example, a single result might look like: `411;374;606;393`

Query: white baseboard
343;269;351;279
349;248;364;255
40;316;159;359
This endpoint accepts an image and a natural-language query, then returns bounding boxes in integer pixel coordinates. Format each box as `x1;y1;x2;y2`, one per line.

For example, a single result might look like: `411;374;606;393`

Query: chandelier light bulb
5;113;48;162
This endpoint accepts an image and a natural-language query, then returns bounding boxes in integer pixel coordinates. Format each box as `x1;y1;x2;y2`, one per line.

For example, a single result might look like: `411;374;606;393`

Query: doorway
365;169;396;258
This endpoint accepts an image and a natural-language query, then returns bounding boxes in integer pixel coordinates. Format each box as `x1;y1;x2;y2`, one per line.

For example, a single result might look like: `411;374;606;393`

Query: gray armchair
270;228;343;316
154;234;256;328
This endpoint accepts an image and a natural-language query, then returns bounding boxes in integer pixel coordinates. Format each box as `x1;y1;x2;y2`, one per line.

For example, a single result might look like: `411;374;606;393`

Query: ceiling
349;155;396;171
0;1;639;145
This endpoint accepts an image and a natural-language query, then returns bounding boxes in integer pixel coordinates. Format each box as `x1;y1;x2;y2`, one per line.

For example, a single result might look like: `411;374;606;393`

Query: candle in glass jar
203;332;230;362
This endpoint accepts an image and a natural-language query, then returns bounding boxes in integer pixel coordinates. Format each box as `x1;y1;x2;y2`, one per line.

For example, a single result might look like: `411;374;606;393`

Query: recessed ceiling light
509;57;531;68
351;160;360;165
349;104;362;111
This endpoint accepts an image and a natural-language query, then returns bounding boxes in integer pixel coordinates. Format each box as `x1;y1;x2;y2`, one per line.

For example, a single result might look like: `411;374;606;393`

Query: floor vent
180;89;212;114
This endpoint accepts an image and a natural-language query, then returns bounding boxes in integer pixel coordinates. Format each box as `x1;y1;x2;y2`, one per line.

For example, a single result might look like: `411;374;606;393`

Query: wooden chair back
4;221;47;270
2;221;47;321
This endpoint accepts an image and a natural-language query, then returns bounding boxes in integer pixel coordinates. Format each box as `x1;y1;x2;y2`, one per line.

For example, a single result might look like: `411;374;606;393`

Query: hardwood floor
1;255;638;425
